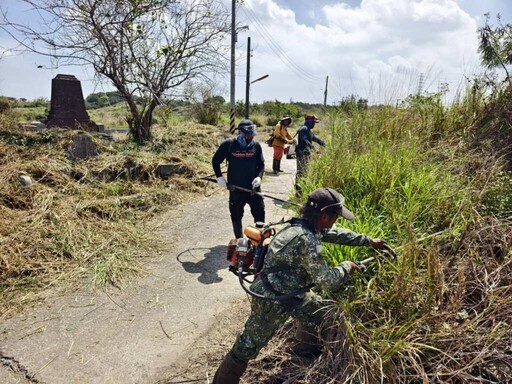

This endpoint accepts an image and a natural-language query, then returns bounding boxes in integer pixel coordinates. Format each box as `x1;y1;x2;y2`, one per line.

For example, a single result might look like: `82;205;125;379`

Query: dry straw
0;124;221;318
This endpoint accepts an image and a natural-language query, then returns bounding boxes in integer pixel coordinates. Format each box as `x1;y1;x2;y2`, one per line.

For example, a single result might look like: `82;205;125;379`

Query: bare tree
1;0;229;142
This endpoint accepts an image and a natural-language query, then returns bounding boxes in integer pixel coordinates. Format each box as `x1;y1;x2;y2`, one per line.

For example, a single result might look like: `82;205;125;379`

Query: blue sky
1;0;512;105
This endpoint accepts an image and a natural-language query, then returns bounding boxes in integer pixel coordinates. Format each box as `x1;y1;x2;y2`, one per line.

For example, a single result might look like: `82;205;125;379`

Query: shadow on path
176;245;228;284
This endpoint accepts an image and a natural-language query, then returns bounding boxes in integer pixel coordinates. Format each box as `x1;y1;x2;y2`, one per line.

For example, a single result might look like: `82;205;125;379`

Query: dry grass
0;123;225;319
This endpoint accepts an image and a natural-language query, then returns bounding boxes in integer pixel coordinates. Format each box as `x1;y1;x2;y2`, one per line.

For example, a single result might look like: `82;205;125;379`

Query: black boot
272;159;279;174
277;159;283;172
213;352;248;384
232;220;243;239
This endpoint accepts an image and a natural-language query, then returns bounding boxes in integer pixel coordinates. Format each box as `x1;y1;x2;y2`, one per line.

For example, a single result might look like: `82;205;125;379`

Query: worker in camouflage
213;187;389;384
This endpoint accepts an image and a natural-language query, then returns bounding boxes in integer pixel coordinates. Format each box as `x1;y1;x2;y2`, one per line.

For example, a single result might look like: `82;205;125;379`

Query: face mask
237;134;254;148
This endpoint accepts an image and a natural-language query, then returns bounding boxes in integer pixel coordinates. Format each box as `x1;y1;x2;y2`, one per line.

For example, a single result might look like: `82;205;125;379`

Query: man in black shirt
295;114;325;193
212;120;265;238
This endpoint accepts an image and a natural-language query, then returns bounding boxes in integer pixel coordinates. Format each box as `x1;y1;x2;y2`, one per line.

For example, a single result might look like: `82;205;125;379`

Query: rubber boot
291;323;321;359
277;159;284;172
232;219;243;239
212;352;248;384
272;159;279;175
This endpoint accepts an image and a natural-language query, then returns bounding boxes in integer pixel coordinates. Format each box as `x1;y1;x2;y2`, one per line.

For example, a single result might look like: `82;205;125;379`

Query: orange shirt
272;123;293;148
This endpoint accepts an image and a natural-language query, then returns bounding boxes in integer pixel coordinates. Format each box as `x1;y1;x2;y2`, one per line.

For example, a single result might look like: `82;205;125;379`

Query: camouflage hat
306;187;354;220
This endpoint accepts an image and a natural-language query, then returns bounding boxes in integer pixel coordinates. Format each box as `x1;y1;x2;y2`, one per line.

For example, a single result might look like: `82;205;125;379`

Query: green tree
478;14;512;87
1;0;229;143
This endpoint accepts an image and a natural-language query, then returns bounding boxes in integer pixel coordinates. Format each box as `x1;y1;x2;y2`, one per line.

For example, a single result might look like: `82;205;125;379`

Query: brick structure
46;74;98;131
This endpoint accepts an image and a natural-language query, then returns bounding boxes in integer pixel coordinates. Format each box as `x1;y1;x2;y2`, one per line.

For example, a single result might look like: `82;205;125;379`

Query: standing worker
272;115;294;174
212;187;389;383
295;114;325;193
212;119;265;239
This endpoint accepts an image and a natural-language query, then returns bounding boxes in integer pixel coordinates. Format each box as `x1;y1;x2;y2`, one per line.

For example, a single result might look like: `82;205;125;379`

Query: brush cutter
356;243;397;272
199;176;300;207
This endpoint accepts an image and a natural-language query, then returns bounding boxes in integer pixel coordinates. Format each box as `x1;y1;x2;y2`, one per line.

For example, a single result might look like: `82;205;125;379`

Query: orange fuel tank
244;225;272;245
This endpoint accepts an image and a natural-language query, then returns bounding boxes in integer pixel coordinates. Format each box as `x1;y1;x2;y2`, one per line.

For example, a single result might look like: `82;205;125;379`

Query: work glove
293;138;298;145
251;177;261;189
216;176;227;188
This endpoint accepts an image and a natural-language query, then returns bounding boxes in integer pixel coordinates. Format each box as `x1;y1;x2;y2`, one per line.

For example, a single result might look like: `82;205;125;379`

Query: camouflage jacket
252;218;371;296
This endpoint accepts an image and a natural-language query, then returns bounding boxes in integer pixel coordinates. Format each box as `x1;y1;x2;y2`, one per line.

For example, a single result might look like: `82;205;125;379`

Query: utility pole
417;73;424;96
245;36;251;119
229;0;236;133
323;75;329;107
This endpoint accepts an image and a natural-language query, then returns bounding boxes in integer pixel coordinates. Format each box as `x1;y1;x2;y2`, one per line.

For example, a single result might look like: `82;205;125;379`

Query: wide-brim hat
280;115;292;125
307;187;354;220
305;114;320;123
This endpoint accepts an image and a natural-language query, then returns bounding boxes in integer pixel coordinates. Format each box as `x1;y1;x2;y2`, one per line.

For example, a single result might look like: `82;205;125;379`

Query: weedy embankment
246;91;512;383
0;120;224;319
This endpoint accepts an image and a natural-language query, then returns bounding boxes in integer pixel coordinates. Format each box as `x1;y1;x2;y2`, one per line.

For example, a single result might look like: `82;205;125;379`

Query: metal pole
245;36;251;119
229;0;236;133
323;75;329;107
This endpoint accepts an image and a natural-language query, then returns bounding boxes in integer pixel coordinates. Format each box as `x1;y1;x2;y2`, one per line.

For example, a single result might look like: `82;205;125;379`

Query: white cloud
0;0;484;105
240;0;481;105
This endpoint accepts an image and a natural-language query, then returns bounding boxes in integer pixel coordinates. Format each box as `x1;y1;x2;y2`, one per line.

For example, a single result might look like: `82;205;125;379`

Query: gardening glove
251;177;261;189
216;176;227;188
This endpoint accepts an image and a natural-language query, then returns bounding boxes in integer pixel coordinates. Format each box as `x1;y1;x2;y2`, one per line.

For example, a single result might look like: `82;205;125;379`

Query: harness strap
254;218;317;310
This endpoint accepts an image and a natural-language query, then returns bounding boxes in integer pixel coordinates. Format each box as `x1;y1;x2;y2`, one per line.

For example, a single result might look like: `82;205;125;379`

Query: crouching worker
213;187;388;383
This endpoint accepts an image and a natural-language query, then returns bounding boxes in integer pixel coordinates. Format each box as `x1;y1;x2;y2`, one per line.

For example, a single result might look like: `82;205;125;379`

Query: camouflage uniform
231;218;371;362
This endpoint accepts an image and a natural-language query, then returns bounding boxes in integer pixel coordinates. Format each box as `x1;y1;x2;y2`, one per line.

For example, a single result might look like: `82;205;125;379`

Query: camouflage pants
230;288;328;362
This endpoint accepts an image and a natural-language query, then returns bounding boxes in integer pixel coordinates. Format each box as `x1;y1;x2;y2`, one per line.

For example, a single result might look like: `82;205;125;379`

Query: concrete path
0;144;297;384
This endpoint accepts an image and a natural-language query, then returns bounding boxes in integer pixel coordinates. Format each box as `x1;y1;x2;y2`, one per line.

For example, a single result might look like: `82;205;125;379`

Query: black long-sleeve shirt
296;125;325;156
212;138;265;190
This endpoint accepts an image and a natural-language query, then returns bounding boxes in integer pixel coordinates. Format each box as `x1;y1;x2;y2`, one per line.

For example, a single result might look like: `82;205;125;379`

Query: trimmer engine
227;237;254;273
226;222;275;276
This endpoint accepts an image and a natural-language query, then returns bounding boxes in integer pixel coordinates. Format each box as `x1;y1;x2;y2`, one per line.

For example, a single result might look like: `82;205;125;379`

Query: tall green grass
294;93;512;382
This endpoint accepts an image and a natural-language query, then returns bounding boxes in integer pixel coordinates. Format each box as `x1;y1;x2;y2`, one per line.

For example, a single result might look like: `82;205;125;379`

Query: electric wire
241;5;321;83
241;4;323;84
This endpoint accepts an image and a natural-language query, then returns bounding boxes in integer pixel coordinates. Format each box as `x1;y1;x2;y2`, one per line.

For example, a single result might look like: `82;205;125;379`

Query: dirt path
0;144;297;384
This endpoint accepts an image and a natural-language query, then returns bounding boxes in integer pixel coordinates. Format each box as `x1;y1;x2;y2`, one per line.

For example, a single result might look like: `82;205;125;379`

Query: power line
242;5;321;83
241;4;323;84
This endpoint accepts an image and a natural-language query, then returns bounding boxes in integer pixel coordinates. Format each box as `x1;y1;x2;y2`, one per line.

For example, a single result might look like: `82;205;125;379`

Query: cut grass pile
0;122;226;318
